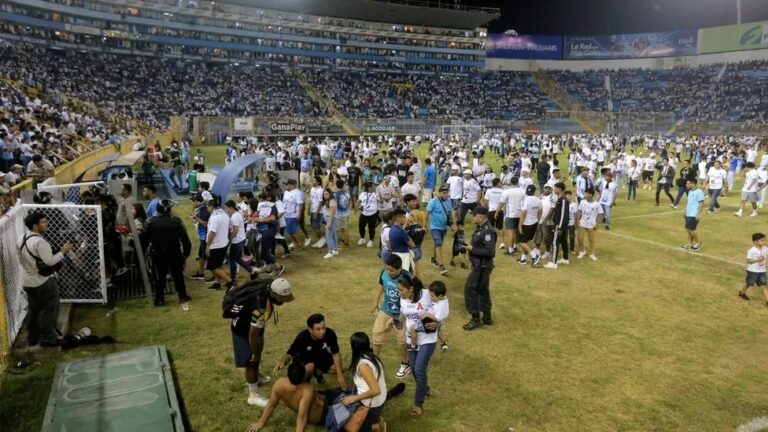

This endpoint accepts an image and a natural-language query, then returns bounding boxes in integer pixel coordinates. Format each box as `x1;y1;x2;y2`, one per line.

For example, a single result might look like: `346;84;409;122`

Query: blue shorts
286;218;299;235
431;229;448;247
232;332;253;368
310;213;322;230
451;199;460;210
684;216;698;231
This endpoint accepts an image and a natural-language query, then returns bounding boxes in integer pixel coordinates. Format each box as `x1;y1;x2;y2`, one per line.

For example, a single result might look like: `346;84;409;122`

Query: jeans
325;216;338;253
24;277;61;345
229;240;253;280
614;170;625;190
708;188;721;211
408;342;436;406
727;171;735;191
601;204;612;226
673;185;688;206
259;227;277;265
627;180;638;200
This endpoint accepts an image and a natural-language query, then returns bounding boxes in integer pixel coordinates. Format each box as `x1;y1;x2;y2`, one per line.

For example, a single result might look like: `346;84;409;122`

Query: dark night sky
459;0;768;35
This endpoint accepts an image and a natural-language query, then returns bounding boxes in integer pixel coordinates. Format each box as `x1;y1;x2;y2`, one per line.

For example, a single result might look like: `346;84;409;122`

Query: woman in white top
224;200;258;281
398;275;438;417
357;181;379;247
340;332;387;432
706;160;727;212
626;159;641;201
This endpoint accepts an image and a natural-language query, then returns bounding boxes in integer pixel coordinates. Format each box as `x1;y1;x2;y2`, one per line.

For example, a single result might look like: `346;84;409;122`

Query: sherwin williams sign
564;30;698;59
699;21;768;53
486;34;563;60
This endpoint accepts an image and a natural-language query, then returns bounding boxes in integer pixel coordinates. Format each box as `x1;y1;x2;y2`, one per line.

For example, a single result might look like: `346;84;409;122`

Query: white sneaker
258;373;271;385
751;211;758;217
542;252;551;259
395;362;411;379
288;242;295;250
247;394;269;407
317;237;327;248
304;237;312;247
357;238;367;246
323;252;334;259
106;307;118;317
332;249;340;255
734;211;742;217
366;240;374;248
181;302;189;312
543;262;558;269
577;251;586;259
557;259;569;265
589;254;598;261
312;239;323;248
499;243;506;250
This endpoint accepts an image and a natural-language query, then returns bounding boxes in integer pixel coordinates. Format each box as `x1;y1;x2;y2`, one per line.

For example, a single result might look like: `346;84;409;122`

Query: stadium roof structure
227;0;500;29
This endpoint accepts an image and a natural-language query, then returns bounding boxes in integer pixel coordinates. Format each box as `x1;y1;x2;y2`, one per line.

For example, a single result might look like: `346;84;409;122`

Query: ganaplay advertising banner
564;30;698;59
485;34;563;60
699;21;768;54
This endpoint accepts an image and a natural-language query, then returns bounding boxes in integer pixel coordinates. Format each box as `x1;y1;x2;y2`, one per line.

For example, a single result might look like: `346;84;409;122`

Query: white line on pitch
603;230;743;267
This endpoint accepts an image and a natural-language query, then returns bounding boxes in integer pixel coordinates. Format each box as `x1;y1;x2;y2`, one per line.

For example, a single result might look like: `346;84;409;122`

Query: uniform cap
472;206;489;216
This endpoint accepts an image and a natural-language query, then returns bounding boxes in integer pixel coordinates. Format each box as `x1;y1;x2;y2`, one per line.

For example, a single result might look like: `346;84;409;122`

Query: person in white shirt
400;172;421;204
596;172;618;230
357;181;379;247
734;162;759;218
459;169;481;223
496;177;524;255
445;167;463;216
309;176;326;248
519;169;534;191
575;188;604;261
483;177;504;234
224;200;258;282
738;232;768;303
516;184;542;266
642;155;656;190
206;195;234;290
376;176;396;218
757;163;768;208
706;160;727;212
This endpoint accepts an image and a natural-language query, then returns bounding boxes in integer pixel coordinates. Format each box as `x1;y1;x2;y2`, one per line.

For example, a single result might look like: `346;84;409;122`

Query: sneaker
258;373;271;385
440;342;448;352
247;394;269;407
499;243;506;250
395;362;411;379
738;292;750;301
439;265;448;275
577;251;586;259
115;267;128;276
323;252;334;259
189;272;205;280
542;252;551;259
680;244;691;250
204;276;216;283
304;237;312;247
313;237;327;248
543;262;558;269
181;302;189;312
430;257;439;268
503;250;515;256
557;259;569;265
691;243;703;252
106;307;118;317
531;254;542;268
589;254;598;261
332;249;340;255
751;211;758;217
273;265;286;277
207;282;222;291
517;258;527;265
734;211;743;217
288;242;295;250
357;238;367;246
670;204;677;209
462;318;483;331
366;240;374;248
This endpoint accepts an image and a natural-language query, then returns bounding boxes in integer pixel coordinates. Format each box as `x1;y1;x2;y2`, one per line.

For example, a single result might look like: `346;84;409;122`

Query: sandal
410;406;424;417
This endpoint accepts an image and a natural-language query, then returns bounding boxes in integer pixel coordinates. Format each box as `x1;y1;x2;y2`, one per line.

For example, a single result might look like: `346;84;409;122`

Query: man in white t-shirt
738;232;768;303
446;167;463;217
497;177;524;256
735;162;759;218
706;160;727;212
400;172;421;204
225;199;258;282
575;188;604;261
206;195;234;291
484;177;504;237
309;176;326;248
282;179;307;247
516;184;542;266
459;169;481;223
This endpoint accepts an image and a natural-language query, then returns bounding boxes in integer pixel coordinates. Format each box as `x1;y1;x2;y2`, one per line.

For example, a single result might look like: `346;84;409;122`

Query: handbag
21;235;63;277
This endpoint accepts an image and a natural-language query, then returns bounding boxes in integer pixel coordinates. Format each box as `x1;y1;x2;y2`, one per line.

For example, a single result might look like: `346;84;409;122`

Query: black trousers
551;228;569;261
358;213;379;241
153;254;189;303
655;182;674;204
24;278;61;345
464;263;493;317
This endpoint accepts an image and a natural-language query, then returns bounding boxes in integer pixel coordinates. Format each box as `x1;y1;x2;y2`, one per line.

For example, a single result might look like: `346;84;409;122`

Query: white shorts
300;172;310;187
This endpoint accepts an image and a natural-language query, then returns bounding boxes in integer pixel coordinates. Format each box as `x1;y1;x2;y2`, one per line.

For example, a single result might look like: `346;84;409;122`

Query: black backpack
405;223;426;247
222;279;272;319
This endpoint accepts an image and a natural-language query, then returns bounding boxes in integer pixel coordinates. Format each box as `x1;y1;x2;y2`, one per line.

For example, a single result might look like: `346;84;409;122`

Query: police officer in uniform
462;206;497;331
141;199;192;309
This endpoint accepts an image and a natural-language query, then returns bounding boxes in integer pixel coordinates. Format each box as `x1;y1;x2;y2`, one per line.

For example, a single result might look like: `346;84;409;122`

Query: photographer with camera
20;212;74;348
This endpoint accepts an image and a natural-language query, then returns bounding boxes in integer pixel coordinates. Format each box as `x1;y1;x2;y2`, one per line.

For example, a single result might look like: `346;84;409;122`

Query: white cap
463;169;472;175
270;278;294;302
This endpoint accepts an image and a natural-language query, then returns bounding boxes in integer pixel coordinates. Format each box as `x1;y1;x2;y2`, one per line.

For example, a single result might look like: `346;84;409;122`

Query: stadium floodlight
503;29;518;36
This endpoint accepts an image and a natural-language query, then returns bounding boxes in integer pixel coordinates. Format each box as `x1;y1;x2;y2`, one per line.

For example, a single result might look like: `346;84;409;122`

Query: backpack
222;279;272;319
405;223;426;247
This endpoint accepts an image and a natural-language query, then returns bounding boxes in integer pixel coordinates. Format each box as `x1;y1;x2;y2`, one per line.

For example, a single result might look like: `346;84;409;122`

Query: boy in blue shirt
682;178;704;252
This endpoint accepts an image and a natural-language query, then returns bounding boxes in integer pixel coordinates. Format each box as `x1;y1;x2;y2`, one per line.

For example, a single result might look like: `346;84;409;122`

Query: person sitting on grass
738;232;768;306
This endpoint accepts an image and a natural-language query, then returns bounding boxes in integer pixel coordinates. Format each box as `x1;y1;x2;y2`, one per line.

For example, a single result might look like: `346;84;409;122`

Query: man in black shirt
273;313;346;389
396;156;412;187
536;155;551;191
347;157;362;209
463;206;497;331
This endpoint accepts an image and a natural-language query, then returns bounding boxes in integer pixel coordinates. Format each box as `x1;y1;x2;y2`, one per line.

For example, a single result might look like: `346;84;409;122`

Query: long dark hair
320;187;335;209
398;273;423;302
348;332;382;378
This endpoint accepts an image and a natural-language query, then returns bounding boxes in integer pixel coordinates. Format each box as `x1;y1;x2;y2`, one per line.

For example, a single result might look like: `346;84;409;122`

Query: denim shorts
430;229;447;247
310;213;322;230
